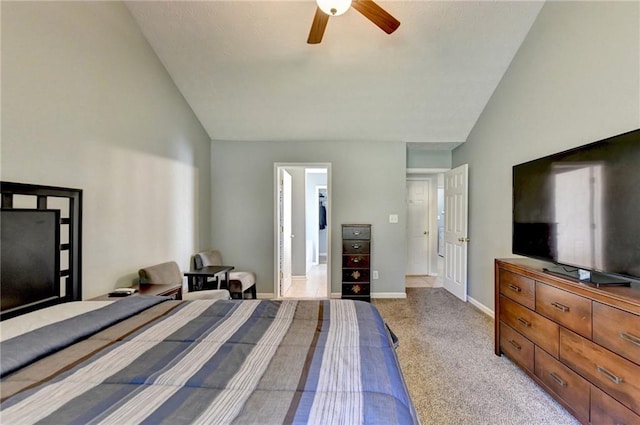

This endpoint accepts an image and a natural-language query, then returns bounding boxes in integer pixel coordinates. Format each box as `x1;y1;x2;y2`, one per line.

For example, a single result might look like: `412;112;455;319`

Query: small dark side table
183;265;234;292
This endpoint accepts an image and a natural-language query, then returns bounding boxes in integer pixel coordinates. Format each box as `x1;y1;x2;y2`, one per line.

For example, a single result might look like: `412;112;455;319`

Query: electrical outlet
389;214;398;223
372;270;379;279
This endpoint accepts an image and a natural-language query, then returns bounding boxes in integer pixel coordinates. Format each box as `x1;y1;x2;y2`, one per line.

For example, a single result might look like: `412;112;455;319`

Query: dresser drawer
342;283;370;297
591;385;640;425
536;282;592;338
534;347;590;423
560;328;640;414
342;226;371;240
499;269;535;310
343;255;370;268
593;302;640;366
499;322;534;373
500;295;559;357
342;269;370;283
342;240;370;254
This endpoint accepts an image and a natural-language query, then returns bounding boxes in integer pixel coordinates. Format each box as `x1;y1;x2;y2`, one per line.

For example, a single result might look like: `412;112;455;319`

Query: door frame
406;168;449;278
314;185;328;266
279;168;293;297
274;163;332;299
406;178;434;275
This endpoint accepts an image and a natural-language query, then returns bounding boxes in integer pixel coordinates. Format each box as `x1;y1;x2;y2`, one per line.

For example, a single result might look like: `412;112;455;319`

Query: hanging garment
319;204;327;230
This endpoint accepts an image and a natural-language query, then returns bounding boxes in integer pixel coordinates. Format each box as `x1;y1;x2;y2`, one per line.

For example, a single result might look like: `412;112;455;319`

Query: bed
0;296;419;424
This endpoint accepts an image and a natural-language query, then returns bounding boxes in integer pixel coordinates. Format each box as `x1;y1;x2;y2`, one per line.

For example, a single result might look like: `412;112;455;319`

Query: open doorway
275;164;331;299
405;170;446;288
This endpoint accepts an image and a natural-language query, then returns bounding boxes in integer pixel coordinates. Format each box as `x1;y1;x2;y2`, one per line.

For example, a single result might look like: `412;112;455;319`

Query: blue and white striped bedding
0;298;418;425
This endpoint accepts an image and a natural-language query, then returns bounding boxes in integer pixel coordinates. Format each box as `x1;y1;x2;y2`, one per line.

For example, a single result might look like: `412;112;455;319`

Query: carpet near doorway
405;275;441;288
373;288;580;425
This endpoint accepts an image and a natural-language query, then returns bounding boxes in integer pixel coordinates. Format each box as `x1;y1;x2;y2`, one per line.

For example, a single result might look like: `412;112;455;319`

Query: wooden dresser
495;258;640;425
342;224;371;302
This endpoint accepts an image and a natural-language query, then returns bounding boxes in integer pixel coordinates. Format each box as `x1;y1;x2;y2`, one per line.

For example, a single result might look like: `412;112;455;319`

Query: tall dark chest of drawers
342;224;371;302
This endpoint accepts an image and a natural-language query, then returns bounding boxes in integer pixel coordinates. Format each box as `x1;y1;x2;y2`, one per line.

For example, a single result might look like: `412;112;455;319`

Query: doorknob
423;231;428;235
458;237;470;242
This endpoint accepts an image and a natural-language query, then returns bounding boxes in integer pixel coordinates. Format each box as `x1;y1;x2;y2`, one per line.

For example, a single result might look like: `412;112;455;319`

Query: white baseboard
372;292;407;299
468;295;494;318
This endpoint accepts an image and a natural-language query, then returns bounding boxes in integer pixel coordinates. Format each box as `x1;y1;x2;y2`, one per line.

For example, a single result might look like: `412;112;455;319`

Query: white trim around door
274;163;332;300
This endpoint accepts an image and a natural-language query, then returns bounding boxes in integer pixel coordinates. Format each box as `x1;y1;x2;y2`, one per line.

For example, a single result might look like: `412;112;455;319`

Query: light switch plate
389;214;398;223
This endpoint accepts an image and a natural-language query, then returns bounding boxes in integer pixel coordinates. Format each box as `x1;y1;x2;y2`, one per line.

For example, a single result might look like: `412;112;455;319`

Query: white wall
1;2;212;298
211;140;407;297
453;1;640;310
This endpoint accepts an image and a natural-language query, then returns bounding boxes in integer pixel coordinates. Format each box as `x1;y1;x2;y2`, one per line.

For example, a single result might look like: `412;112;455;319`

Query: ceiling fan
307;0;400;44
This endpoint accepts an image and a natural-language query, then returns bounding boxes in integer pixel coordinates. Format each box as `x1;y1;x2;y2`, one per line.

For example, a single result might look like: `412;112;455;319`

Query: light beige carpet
374;288;581;425
405;275;441;288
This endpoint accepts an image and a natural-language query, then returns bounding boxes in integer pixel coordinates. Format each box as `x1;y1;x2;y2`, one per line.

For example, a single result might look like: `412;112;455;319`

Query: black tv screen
1;209;60;314
513;129;640;280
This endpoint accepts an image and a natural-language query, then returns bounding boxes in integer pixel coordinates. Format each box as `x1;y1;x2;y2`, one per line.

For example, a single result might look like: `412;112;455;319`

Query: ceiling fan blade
351;0;400;34
307;7;329;44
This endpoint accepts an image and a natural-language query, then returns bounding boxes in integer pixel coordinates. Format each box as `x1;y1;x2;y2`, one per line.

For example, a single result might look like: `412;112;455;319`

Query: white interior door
279;169;293;297
406;180;430;275
443;164;468;301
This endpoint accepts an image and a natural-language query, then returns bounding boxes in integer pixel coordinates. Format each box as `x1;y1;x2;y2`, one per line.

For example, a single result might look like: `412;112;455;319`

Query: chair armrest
138;261;182;285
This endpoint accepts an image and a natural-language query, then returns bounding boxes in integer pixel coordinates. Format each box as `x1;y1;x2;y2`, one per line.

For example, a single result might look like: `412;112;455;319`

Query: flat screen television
0;209;61;317
512;128;640;286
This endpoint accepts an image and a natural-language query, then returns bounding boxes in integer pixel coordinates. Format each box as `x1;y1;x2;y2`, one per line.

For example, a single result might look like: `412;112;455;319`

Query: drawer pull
508;340;521;351
550;302;569;313
352;244;361;249
352;257;361;263
508;284;521;293
517;317;531;328
596;365;623;384
549;372;566;387
352;230;361;236
620;331;640;347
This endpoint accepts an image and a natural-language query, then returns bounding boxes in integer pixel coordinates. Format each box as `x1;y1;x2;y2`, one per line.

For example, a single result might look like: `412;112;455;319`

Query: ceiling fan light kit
317;0;352;16
308;0;400;44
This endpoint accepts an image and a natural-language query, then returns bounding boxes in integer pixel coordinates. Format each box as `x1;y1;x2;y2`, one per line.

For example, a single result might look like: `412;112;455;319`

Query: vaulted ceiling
126;1;543;147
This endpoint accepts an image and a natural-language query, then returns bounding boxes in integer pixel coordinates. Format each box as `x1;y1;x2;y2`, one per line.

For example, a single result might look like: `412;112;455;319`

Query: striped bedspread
0;299;418;425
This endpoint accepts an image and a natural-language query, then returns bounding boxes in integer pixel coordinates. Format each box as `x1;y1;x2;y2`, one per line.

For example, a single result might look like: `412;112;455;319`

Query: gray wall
1;2;212;298
406;148;452;169
211;140;407;296
453;1;640;310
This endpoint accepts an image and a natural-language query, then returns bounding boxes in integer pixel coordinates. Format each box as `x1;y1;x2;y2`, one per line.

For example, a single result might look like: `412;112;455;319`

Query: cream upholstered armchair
193;250;257;299
138;261;230;301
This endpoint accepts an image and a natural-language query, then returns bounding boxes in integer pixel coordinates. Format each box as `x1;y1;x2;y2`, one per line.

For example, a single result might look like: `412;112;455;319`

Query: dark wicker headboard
0;182;82;320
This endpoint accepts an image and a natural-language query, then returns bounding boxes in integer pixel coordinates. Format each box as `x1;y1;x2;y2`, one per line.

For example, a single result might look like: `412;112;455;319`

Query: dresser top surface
497;258;640;313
